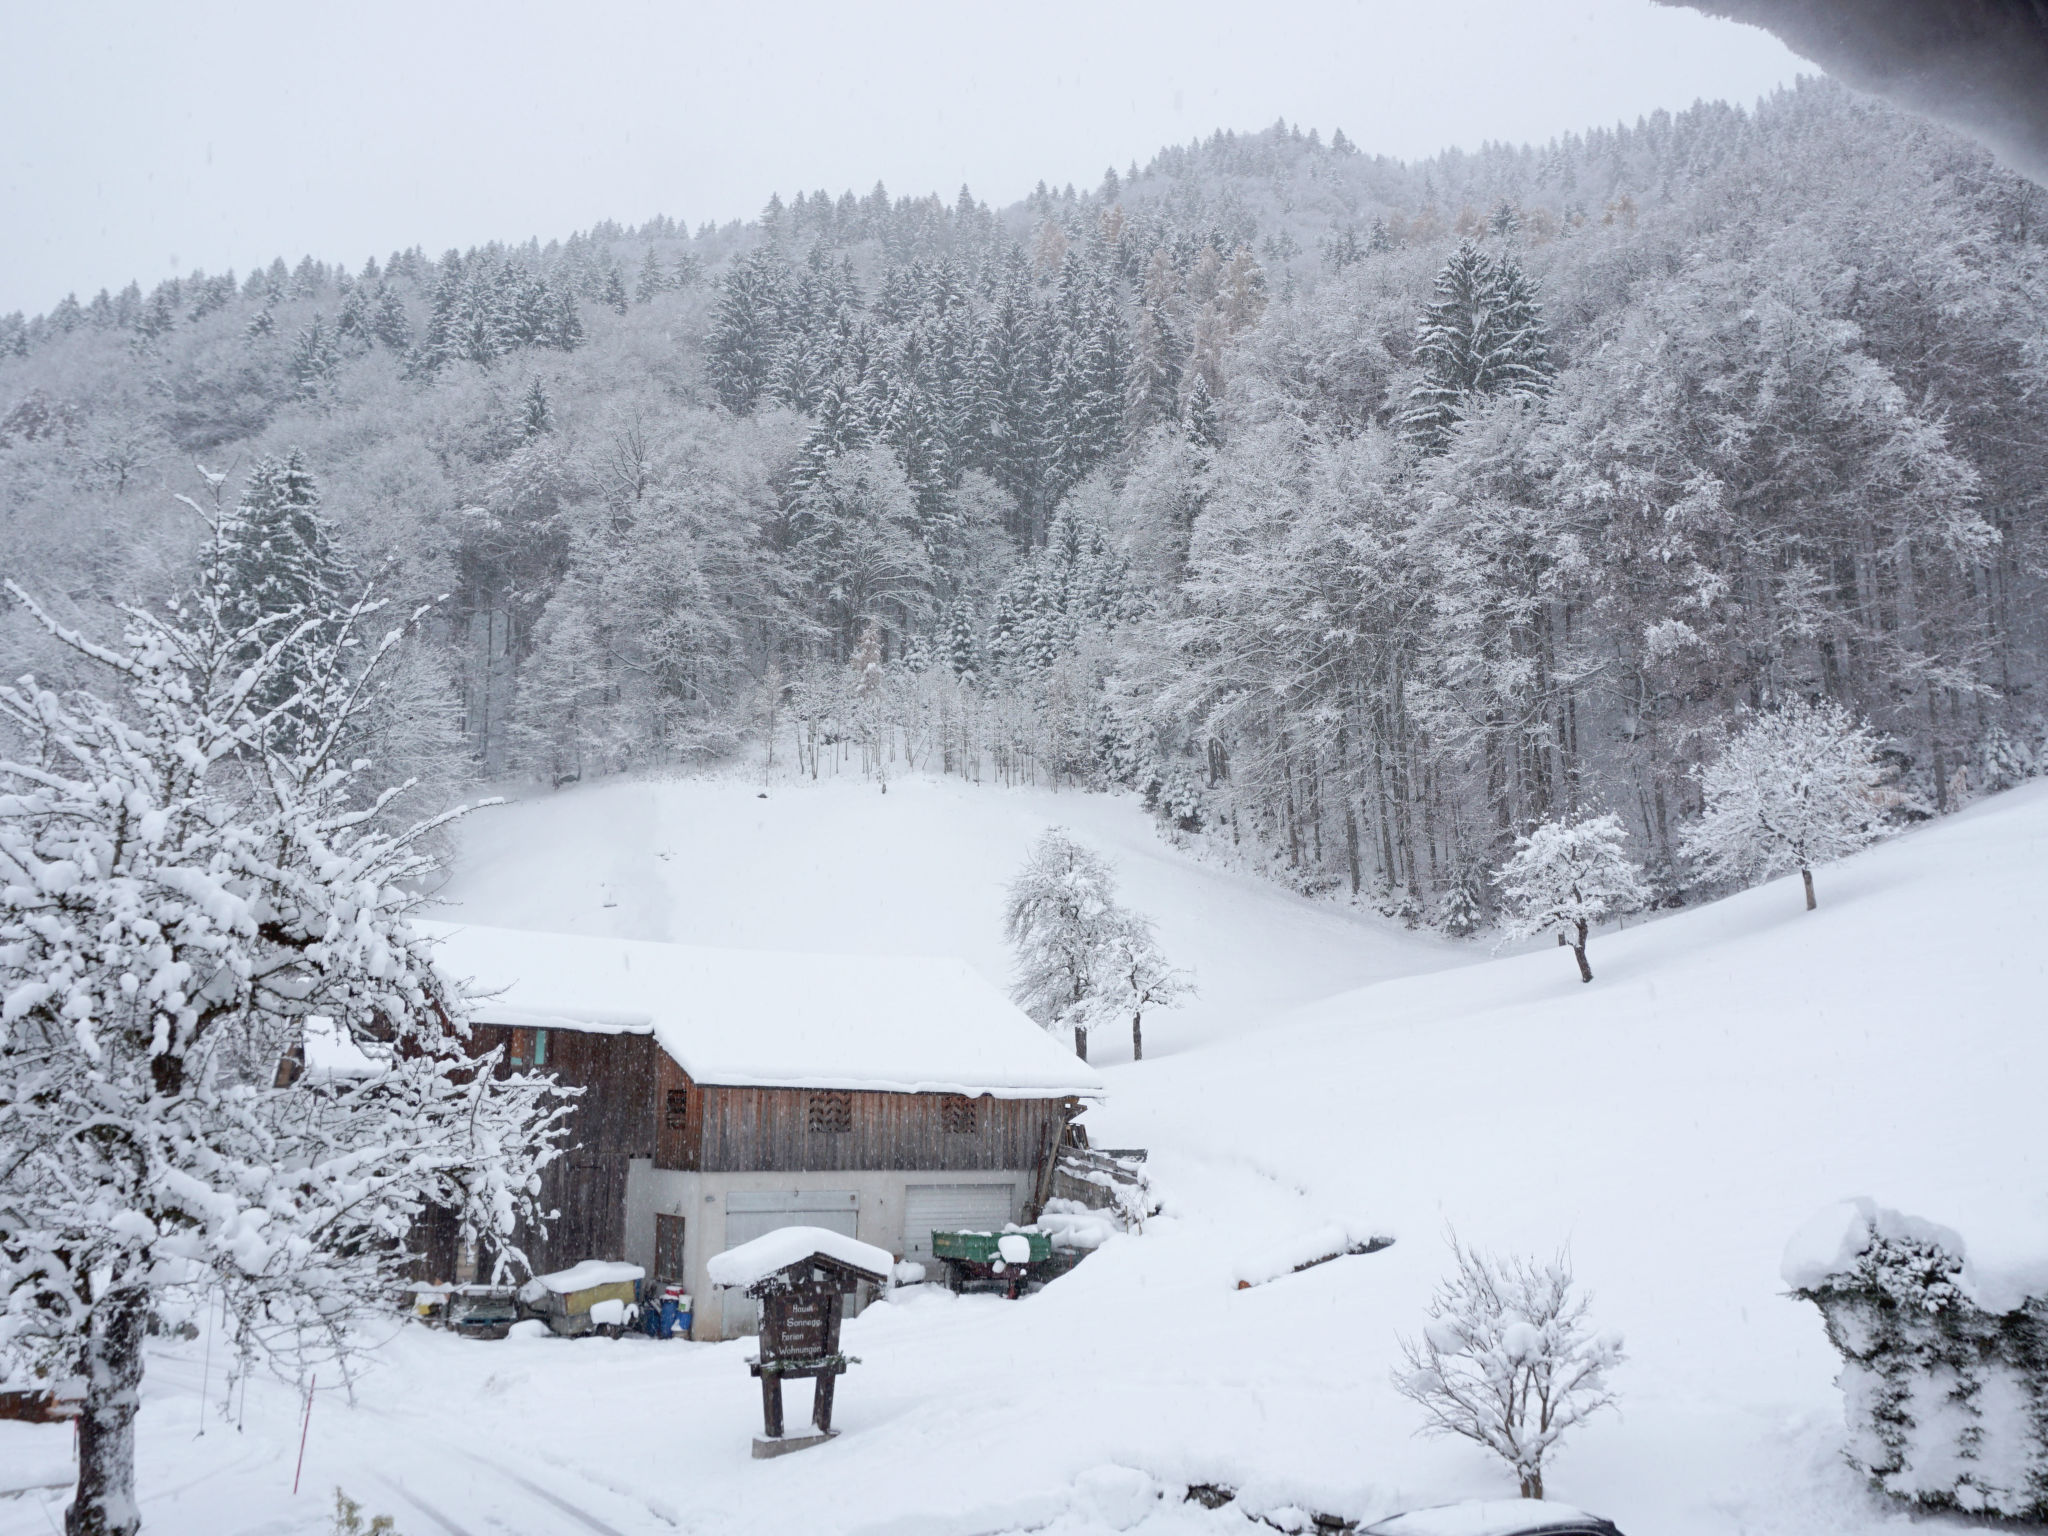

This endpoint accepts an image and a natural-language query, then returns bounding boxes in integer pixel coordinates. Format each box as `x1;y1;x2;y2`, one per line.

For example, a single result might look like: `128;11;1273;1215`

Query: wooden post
812;1372;836;1434
760;1372;784;1440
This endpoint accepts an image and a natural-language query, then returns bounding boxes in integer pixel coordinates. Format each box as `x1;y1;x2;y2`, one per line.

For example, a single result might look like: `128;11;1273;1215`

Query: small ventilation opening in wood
665;1088;689;1130
941;1095;978;1134
806;1090;852;1134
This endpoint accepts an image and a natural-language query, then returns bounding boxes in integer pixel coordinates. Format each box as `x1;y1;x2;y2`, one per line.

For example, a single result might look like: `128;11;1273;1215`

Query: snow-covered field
5;773;2043;1536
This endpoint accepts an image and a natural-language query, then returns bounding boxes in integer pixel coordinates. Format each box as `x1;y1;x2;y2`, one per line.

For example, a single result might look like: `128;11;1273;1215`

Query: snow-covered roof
416;921;1105;1099
707;1226;895;1290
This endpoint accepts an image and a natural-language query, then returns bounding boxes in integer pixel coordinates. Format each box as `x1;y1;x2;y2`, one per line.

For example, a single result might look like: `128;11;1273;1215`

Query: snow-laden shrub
1395;1238;1624;1499
1785;1199;2048;1518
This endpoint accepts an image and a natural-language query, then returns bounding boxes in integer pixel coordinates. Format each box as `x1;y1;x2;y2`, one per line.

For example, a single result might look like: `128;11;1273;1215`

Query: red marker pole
292;1376;316;1495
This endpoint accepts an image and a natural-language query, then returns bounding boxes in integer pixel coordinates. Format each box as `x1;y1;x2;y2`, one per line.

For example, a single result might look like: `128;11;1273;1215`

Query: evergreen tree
289;313;341;397
1401;241;1554;452
634;247;669;304
706;250;787;414
215;452;354;742
335;284;373;349
601;264;629;316
371;283;412;350
520;376;554;437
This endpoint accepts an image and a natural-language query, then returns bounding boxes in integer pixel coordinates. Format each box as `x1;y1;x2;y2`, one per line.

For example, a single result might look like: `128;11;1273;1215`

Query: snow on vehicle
1360;1500;1624;1536
930;1228;1055;1297
515;1260;646;1337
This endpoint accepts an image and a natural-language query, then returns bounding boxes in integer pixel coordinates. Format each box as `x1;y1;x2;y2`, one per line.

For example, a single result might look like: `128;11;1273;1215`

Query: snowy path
5;777;2044;1534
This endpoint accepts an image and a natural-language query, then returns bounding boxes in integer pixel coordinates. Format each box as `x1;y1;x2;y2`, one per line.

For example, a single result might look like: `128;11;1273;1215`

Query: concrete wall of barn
623;1163;1034;1339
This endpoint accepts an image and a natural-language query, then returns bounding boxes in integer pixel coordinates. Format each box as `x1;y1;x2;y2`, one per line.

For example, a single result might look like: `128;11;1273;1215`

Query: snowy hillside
2;777;2042;1536
431;773;1460;1060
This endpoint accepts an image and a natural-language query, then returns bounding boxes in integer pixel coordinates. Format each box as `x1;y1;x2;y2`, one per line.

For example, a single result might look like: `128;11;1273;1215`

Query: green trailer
929;1229;1055;1299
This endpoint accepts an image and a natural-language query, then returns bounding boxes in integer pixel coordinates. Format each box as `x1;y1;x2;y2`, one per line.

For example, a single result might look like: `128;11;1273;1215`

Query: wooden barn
415;921;1105;1338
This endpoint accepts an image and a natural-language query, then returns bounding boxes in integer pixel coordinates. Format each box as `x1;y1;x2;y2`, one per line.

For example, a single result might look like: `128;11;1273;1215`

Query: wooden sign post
744;1252;886;1459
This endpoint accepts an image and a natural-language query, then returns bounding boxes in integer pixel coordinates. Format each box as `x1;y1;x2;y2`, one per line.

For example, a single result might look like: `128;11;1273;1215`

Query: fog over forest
3;77;2044;930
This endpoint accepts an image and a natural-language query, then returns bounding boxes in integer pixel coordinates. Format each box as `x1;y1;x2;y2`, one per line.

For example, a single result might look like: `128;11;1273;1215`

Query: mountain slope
431;772;1458;1061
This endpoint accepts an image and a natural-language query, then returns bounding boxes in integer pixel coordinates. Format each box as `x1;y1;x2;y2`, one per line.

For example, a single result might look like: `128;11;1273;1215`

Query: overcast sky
0;1;1806;316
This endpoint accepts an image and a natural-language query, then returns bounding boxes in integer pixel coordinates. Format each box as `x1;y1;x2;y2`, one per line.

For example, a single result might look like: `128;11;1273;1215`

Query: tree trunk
1572;919;1593;984
1131;1010;1143;1063
1073;1026;1088;1062
68;1288;148;1536
1802;867;1817;911
1520;1466;1544;1500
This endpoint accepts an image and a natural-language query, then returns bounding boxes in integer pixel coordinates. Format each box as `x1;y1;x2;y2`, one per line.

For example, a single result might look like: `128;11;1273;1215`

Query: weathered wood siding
459;1027;1074;1272
686;1083;1070;1174
473;1025;660;1270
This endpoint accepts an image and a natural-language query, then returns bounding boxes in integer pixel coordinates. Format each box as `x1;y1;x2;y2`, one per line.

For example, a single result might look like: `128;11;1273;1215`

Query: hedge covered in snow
1784;1199;2048;1518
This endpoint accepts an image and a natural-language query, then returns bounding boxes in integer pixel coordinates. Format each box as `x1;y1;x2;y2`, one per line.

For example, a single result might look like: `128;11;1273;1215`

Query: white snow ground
3;773;2043;1536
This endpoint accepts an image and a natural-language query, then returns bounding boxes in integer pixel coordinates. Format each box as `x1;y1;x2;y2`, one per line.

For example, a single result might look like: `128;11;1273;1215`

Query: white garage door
723;1189;859;1248
719;1191;860;1336
902;1183;1017;1262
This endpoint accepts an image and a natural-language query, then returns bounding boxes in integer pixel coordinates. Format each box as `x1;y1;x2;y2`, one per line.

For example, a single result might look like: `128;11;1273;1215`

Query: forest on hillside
3;78;2045;930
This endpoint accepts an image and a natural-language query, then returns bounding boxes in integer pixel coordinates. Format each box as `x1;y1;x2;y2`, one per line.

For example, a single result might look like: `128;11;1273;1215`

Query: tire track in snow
371;1474;482;1536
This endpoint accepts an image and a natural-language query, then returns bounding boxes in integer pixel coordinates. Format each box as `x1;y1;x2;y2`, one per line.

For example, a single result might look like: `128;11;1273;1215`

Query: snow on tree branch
0;501;569;1536
1396;1237;1625;1500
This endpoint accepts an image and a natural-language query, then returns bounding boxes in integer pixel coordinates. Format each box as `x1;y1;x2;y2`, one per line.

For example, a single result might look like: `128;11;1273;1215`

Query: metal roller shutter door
722;1190;859;1248
902;1183;1017;1262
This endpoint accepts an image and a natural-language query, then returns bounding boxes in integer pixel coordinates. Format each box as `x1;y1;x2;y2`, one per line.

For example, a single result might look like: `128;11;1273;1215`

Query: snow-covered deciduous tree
1097;910;1192;1063
0;518;568;1536
1395;1238;1625;1500
1494;813;1648;983
1680;698;1885;910
1004;829;1119;1060
1004;830;1188;1061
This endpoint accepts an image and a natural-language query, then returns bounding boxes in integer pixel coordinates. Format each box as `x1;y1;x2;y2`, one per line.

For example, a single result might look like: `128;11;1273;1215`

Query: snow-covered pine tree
1395;1238;1624;1500
288;312;341;398
1680;697;1885;910
634;247;669;304
1003;828;1121;1060
370;282;412;351
520;375;553;438
1494;812;1648;983
510;577;614;787
706;249;787;414
216;452;354;744
1098;910;1192;1061
0;547;567;1536
1401;241;1553;452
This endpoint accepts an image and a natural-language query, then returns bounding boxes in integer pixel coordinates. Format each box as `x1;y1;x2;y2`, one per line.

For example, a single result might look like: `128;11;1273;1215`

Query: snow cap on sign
707;1226;894;1290
417;920;1105;1099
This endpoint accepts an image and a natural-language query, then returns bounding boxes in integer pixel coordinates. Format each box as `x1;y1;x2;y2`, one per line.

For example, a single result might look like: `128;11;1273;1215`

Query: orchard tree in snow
1680;697;1885;911
1494;813;1648;984
1098;910;1193;1063
0;507;569;1536
1396;1238;1625;1500
1004;829;1119;1060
